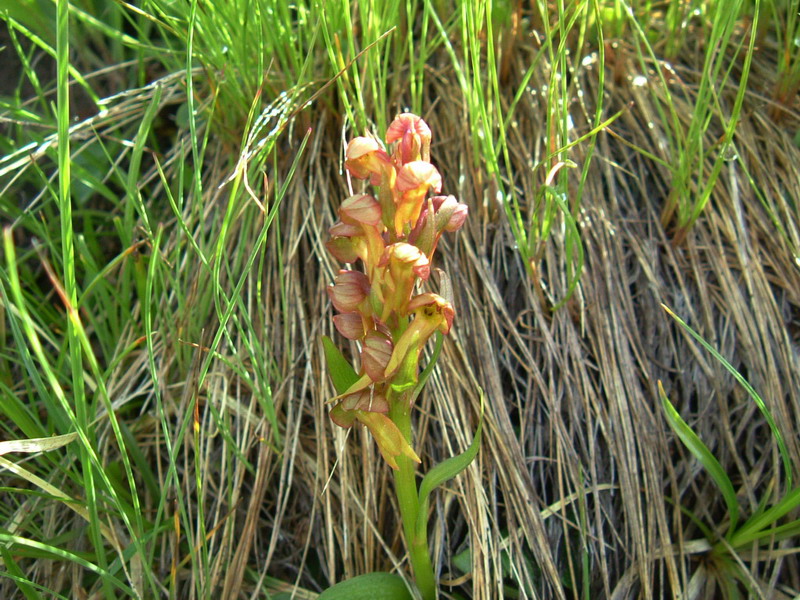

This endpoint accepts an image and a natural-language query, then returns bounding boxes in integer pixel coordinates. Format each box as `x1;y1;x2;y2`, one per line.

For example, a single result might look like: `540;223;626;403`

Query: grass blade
0;534;134;597
658;381;739;535
662;304;792;489
729;485;800;549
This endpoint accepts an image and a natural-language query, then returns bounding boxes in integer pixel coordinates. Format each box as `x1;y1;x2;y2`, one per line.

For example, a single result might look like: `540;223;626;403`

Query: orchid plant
321;114;480;600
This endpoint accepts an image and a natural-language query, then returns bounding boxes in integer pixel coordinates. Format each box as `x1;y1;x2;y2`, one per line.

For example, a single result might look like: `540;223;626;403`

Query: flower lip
333;312;366;340
329;221;361;237
326;236;361;264
407;292;455;334
395;161;442;195
341;390;389;413
361;331;394;381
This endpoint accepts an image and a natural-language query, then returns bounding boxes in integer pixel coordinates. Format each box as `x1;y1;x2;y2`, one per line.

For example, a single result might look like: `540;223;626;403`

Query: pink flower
345;137;394;186
324;112;468;470
327;195;386;274
326;222;364;264
407;292;455;335
339;194;382;226
386;113;432;164
383;293;455;392
327;270;370;314
432;195;468;232
361;331;393;381
328;388;420;470
408;195;468;258
377;243;430;320
393;161;442;236
357;411;421;469
329;399;421;470
337;390;389;414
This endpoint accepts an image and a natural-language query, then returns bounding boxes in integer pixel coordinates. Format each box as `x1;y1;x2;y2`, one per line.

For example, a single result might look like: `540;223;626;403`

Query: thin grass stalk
55;1;114;596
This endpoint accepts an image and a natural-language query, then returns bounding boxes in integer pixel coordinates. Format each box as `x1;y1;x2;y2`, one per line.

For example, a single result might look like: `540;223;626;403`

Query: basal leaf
317;572;413;600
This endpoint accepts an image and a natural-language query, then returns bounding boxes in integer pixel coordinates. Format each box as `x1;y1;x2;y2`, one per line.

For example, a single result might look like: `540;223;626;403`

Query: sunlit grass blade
0;534;134;597
0;433;77;455
54;1;113;595
728;485;800;549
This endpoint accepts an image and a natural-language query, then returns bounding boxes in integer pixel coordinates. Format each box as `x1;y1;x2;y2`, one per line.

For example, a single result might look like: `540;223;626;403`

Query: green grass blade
2;231;153;597
662;304;792;489
0;545;41;600
658;381;739;535
734;518;800;547
729;485;800;549
0;534;134;597
54;2;111;595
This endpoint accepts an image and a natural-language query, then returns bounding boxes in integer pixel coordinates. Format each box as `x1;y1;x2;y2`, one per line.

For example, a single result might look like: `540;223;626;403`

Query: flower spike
325;113;465;471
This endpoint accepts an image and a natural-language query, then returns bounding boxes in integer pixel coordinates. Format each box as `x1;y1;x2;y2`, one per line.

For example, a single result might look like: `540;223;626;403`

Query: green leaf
451;547;471;574
317;572;413;600
662;304;792;489
322;335;359;395
658;381;739;535
416;390;484;542
737;517;800;546
0;545;40;600
729;485;800;548
0;534;134;597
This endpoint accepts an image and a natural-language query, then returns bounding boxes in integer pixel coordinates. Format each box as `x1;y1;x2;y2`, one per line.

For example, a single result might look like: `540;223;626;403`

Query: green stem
390;395;436;600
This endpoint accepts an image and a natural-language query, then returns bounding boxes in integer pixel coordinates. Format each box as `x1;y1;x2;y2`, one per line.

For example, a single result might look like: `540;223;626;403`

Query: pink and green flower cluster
326;113;467;469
